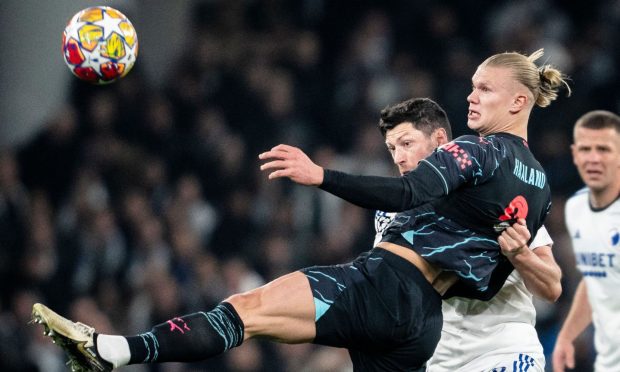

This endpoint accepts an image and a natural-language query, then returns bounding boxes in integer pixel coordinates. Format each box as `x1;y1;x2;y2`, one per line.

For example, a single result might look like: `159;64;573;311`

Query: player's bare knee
226;289;263;312
225;288;266;336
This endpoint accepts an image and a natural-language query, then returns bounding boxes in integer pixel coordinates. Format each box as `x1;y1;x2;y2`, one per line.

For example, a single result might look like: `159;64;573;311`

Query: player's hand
498;218;531;257
259;144;324;186
552;338;575;372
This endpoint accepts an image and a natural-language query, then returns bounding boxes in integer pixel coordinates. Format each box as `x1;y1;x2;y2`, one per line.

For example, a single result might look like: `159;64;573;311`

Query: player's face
572;126;620;192
385;122;438;175
467;65;519;135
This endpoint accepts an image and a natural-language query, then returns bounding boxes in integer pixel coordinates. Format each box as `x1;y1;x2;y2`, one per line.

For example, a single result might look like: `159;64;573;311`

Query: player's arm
316;165;446;211
552;280;592;372
259;143;466;211
498;219;562;302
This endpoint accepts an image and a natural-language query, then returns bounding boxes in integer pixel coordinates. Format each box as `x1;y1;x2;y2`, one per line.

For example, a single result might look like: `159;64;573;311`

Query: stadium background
0;0;618;371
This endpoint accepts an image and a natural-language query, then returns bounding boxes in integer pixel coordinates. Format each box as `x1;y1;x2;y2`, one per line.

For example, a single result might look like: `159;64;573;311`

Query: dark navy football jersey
321;133;551;299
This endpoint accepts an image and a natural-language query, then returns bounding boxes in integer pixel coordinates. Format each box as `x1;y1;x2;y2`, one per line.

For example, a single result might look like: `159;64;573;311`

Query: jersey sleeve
419;135;500;194
319;164;446;212
318;135;500;212
530;225;553;250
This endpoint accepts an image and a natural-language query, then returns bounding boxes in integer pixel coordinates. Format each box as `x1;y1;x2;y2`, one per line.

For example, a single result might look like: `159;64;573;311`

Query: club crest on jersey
610;228;620;247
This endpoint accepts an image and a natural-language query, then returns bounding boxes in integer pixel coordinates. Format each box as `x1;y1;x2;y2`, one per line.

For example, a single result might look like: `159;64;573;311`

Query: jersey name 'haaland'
513;158;546;189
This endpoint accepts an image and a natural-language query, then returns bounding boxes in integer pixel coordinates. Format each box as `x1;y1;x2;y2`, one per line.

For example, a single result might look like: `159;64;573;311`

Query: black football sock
125;302;244;364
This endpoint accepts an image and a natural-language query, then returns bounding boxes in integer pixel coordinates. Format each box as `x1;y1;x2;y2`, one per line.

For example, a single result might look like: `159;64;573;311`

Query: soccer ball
62;6;138;84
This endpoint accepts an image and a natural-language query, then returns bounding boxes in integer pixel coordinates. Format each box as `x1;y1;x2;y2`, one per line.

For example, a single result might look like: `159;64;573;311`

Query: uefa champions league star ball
62;6;138;84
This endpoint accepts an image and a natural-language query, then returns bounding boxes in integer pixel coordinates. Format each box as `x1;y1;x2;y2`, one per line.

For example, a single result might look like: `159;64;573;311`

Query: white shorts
427;352;545;372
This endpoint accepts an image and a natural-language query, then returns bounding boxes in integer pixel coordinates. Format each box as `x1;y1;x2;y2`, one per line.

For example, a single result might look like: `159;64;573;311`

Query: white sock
96;334;131;368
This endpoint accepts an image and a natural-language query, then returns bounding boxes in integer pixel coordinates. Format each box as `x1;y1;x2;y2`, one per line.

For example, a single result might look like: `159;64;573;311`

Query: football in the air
62;6;138;84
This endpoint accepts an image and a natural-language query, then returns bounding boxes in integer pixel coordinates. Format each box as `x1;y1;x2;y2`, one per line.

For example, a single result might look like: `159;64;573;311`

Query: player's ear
433;128;449;147
509;93;528;114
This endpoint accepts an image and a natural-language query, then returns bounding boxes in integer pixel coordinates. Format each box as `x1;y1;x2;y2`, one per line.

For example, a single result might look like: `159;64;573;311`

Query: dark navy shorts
300;248;442;372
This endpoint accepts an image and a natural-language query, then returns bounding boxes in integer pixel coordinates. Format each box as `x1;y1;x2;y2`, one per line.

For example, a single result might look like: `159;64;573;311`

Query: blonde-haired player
374;97;561;372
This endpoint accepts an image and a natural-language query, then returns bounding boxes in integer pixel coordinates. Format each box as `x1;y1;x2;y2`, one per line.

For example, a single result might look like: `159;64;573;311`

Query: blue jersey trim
420;159;449;194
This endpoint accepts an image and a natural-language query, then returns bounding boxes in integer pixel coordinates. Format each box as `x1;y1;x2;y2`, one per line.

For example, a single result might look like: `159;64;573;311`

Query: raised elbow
529;273;562;303
537;277;562;303
548;266;563;302
546;281;562;303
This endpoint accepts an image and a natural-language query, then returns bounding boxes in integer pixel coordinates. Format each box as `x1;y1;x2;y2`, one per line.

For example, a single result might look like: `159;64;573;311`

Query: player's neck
500;117;528;141
590;185;620;209
505;127;527;141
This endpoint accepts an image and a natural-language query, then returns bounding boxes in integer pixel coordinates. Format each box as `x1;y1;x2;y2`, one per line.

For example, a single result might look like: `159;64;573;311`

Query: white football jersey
373;210;550;371
565;188;620;372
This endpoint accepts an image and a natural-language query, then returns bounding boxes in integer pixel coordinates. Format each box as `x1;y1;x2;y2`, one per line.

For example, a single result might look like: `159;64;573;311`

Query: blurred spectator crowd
1;0;618;371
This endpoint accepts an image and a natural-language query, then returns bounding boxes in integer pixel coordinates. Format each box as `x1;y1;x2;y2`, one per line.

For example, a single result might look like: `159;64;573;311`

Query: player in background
552;110;620;372
373;97;561;372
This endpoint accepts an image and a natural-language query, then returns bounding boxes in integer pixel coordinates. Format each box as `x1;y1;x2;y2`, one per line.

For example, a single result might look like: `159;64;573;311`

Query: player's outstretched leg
32;271;316;370
32;301;245;369
31;303;112;372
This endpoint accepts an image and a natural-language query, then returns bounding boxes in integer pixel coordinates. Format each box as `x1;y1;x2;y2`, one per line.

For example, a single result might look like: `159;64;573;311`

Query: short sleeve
529;225;553;250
